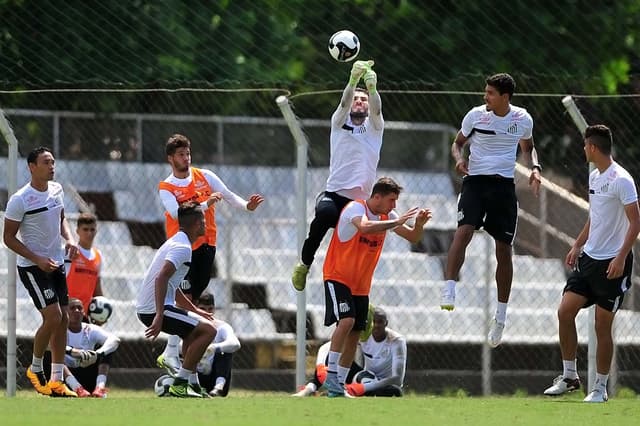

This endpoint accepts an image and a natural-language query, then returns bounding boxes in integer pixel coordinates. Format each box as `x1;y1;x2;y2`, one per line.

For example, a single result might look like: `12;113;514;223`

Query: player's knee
198;320;216;340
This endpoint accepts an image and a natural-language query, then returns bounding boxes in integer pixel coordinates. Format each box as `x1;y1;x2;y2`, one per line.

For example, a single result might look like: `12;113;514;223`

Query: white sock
595;373;609;389
177;368;191;381
31;356;43;372
495;302;508;324
327;351;340;374
51;363;64;382
164;335;181;357
337;365;350;385
189;373;200;385
562;359;578;380
65;375;81;391
305;382;317;393
96;374;107;388
445;279;456;289
215;377;226;389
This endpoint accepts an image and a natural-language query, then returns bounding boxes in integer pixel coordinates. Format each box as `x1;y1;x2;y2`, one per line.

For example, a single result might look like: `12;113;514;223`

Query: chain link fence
2;83;640;395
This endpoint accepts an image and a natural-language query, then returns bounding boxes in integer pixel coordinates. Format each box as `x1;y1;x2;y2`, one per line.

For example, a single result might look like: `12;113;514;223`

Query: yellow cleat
48;381;78;397
26;366;51;396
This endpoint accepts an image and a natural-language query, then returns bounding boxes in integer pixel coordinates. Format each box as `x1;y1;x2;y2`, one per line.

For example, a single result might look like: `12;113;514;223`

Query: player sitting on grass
294;306;406;397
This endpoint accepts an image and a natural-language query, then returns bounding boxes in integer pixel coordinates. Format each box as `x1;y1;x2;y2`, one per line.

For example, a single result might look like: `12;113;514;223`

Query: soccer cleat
156;354;181;377
48;381;78;397
208;385;226;397
190;383;210;398
169;379;202;398
543;375;581;396
26;366;51;396
324;373;345;398
291;263;309;291
583;388;608;403
75;386;91;398
345;382;365;397
440;282;456;310
488;318;505;348
91;386;108;398
291;384;316;397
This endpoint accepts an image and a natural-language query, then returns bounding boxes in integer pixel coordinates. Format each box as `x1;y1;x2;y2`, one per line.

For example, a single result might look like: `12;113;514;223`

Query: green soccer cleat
156;354;180;377
169;379;202;398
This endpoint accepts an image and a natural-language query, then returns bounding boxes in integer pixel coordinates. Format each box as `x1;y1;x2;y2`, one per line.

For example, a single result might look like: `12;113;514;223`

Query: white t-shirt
65;322;119;368
135;231;192;314
584;162;638;259
359;328;407;382
4;181;66;267
461;104;533;178
159;168;247;219
336;201;399;243
326;115;384;200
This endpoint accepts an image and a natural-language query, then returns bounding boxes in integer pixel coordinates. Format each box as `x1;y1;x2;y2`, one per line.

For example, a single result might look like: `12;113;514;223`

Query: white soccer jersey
584;162;638;259
4;181;65;267
64;322;119;368
326;115;384;200
461;104;533;178
135;231;192;314
359;328;407;382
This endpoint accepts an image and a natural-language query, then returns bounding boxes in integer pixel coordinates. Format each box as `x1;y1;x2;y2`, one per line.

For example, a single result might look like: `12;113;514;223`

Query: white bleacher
99;244;155;276
227;304;294;341
373;252;444;281
55;160;112;192
113;189;165;222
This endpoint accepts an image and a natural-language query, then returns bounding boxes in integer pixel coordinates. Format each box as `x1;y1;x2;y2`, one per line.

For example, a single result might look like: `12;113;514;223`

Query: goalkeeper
291;60;383;291
59;297;120;397
293;306;406;397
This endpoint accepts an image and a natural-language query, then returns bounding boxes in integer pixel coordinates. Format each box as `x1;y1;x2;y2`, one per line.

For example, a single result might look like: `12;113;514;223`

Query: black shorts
324;280;369;331
457;175;518;244
137;305;203;338
181;244;216;300
17;265;69;310
564;252;633;312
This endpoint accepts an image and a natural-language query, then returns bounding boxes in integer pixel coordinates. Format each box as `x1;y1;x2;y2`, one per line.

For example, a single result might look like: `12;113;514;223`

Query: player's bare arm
607;202;640;279
519;137;542;196
354;207;419;234
566;218;590;268
451;131;469;176
146;261;175;340
394;208;432;243
60;212;78;260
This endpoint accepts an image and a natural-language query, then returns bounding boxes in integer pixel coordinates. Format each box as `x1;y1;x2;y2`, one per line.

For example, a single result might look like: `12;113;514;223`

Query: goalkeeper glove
77;350;98;367
349;60;375;86
363;69;377;94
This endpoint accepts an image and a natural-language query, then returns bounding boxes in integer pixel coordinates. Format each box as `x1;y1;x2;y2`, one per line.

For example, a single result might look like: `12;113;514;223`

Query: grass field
2;389;640;426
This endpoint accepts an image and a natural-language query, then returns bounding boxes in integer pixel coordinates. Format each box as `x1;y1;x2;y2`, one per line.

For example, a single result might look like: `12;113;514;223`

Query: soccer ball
328;30;360;62
353;370;377;384
88;296;114;324
154;374;174;397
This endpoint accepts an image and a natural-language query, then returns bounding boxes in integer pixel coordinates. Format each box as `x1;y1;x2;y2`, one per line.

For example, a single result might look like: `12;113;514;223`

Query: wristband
532;165;542;172
65;346;73;355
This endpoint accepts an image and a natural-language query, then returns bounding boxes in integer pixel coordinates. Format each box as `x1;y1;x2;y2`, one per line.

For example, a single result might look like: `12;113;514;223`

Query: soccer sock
305;382;317;393
445;279;456;288
495;302;508;324
188;373;200;386
595;373;609;389
50;363;64;382
215;377;226;389
337;365;350;386
327;351;340;374
164;335;181;357
177;368;191;381
31;356;43;372
562;359;578;379
96;374;107;388
65;375;81;391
